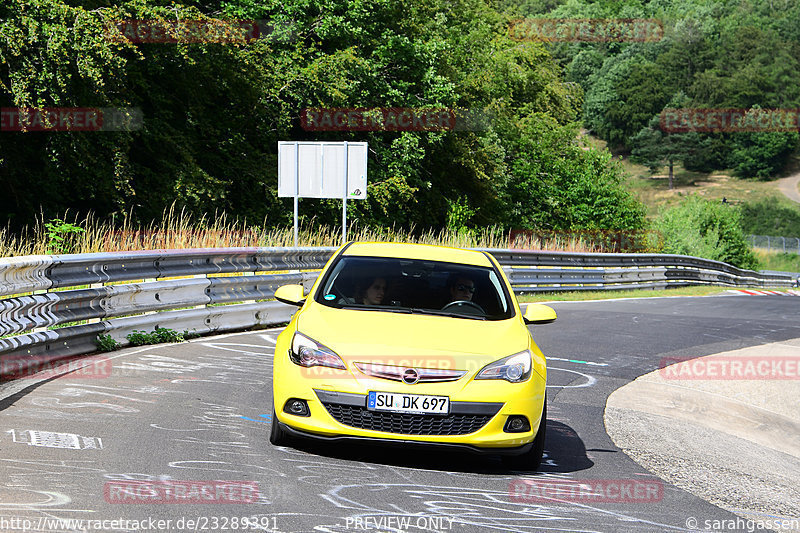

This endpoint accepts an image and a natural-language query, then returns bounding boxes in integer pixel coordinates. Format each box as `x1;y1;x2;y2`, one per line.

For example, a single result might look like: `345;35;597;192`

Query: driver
356;276;387;305
448;275;475;303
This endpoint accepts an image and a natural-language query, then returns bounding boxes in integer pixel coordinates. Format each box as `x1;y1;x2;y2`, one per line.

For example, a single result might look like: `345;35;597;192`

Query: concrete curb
605;339;800;529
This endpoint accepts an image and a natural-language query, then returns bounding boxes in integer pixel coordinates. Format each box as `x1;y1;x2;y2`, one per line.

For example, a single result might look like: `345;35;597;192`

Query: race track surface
1;295;798;533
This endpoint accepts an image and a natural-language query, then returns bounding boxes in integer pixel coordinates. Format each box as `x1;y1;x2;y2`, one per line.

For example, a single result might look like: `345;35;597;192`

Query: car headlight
475;350;532;383
290;332;346;370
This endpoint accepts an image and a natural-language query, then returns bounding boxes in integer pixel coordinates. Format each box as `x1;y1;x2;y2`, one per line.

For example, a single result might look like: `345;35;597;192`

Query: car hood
296;303;529;367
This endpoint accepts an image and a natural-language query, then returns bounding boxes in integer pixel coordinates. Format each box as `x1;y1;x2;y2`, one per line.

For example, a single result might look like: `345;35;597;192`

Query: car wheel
269;406;290;446
502;399;547;471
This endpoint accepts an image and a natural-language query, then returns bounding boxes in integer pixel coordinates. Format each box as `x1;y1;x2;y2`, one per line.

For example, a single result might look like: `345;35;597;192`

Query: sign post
342;141;348;244
278;141;368;246
294;143;300;247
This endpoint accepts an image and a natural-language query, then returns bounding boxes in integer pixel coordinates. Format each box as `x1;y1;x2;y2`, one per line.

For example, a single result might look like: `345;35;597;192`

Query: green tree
728;126;799;180
565;49;604;93
0;0;649;237
503;115;646;231
630;114;699;190
526;0;800;180
584;57;672;147
656;195;758;270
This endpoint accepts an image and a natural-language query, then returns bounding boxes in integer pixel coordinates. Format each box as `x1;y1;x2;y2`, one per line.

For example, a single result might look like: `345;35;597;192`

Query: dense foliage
0;0;646;234
740;197;800;237
515;0;800;178
656;195;758;270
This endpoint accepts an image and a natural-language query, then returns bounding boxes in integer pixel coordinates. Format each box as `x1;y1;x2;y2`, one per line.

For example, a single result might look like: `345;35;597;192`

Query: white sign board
278;141;367;199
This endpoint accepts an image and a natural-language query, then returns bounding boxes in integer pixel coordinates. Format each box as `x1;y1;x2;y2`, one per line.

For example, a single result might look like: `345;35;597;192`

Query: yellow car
270;242;556;469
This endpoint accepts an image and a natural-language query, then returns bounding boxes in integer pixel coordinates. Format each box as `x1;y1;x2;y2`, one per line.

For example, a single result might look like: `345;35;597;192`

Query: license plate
367;391;449;415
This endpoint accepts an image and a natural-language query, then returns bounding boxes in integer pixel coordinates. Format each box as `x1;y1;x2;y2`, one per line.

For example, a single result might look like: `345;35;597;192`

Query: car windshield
315;255;515;320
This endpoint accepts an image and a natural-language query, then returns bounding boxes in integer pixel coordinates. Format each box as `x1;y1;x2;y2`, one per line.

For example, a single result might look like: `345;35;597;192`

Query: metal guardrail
487;249;794;293
0;246;795;380
749;235;800;255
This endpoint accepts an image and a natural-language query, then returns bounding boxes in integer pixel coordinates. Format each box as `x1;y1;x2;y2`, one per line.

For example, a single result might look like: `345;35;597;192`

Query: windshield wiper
410;308;487;320
338;304;486;320
340;305;413;313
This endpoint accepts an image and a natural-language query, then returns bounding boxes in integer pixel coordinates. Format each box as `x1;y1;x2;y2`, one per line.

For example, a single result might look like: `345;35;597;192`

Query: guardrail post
242;271;256;304
143;277;157;315
31;287;49;333
193;274;207;309
88;282;103;323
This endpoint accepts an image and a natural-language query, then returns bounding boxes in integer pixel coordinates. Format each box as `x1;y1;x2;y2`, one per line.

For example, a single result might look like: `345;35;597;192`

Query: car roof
341;242;494;267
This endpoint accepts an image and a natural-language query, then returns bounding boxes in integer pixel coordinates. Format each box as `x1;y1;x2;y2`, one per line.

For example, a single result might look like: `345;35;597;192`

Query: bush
740;197;800;236
44;218;85;254
655;195;758;270
126;330;156;346
504;117;647;230
95;334;120;352
152;327;185;344
126;327;185;346
728;131;799;179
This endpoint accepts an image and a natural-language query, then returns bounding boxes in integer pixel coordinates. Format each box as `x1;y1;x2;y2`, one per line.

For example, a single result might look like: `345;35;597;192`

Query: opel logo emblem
402;368;419;385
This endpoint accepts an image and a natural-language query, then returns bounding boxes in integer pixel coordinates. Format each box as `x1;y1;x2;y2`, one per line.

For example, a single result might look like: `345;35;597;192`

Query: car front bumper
277;421;536;456
273;381;546;450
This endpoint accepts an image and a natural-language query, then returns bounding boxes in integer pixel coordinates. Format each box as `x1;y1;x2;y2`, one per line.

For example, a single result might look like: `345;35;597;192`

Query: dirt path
776;173;800;204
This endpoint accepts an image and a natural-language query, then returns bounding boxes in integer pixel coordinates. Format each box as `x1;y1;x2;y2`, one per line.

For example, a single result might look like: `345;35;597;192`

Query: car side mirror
523;303;557;325
274;284;306;307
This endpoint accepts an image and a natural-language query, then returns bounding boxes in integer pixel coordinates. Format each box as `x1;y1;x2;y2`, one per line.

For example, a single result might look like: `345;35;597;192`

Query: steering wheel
441;300;485;314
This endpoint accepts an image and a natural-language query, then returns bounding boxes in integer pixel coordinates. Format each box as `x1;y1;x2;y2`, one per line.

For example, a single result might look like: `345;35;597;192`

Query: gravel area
605;339;800;532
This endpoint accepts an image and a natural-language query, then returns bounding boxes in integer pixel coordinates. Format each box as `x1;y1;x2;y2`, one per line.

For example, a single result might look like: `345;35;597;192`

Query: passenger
447;275;475;303
356;277;387;305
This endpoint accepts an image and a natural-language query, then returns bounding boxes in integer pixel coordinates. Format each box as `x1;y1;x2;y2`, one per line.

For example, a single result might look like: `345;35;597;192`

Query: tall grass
753;250;800;273
0;206;605;258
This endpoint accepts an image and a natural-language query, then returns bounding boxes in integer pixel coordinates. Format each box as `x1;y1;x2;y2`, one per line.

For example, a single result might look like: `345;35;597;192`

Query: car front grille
320;402;493;436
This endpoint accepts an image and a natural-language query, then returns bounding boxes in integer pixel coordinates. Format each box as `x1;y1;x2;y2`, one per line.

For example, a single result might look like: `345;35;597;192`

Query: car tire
502;399;547;471
269;406;290;446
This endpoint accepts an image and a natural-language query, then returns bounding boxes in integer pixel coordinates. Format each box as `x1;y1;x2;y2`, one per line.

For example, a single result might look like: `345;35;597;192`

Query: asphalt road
1;294;798;533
